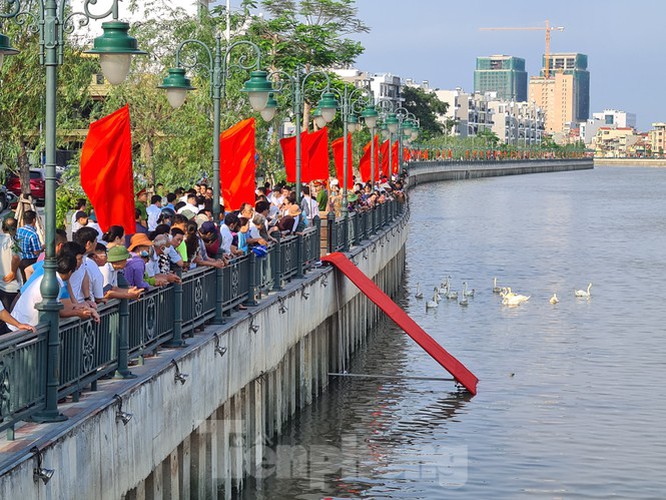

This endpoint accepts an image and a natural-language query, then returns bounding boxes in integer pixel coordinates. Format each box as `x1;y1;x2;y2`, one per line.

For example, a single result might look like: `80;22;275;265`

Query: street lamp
159;36;272;226
265;68;336;202
159;36;271;325
361;104;379;184
316;85;375;213
0;0;146;423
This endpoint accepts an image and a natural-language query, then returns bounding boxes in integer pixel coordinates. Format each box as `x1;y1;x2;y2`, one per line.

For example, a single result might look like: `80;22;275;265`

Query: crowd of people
0;175;405;334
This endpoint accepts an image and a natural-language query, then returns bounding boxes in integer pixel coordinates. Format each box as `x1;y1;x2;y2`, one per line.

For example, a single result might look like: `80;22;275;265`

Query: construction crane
479;20;565;78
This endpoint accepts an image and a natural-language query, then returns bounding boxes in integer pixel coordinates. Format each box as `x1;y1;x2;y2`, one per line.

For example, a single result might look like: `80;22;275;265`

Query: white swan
492;277;501;294
549;293;559;304
463;281;475;297
500;287;515;299
574;283;592;298
459;294;468;306
415;282;423;299
503;294;530;307
425;291;440;309
446;288;458;300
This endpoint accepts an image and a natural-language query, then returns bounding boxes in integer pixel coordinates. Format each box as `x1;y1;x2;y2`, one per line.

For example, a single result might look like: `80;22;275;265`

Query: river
241;165;666;499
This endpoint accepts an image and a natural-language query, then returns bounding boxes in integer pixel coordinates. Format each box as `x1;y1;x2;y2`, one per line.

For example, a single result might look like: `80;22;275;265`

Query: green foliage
55;184;85;230
400;87;448;141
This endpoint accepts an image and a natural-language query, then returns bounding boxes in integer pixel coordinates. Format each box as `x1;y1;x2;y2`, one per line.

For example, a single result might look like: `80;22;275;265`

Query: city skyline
221;0;659;131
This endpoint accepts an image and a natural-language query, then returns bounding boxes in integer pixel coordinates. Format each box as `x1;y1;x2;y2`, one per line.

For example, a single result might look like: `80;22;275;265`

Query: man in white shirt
177;193;199;215
300;186;320;227
220;213;241;256
9;252;97;331
0;216;22;311
146;194;163;232
73;227;105;304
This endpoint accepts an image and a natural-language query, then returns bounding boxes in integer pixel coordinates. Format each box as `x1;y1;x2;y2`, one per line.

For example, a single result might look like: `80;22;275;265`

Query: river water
242;166;666;499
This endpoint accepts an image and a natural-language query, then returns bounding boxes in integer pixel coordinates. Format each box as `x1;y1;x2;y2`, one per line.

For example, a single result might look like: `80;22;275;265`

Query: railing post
342;213;350;252
327;211;336;254
247;252;258;306
314;217;321;261
214;253;224;323
272;233;282;290
296;232;305;278
165;267;185;347
114;291;136;379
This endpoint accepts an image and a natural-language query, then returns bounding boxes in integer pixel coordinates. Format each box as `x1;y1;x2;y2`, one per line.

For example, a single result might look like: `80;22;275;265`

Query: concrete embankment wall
408;159;593;186
0;214;408;500
593;158;666;167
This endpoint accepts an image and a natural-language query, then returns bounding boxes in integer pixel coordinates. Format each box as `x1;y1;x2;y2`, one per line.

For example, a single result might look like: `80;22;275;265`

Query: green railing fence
0;199;406;437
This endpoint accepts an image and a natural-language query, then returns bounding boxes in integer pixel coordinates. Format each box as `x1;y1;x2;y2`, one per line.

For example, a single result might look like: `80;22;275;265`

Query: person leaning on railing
0;300;35;334
8;251;99;332
95;245;142;301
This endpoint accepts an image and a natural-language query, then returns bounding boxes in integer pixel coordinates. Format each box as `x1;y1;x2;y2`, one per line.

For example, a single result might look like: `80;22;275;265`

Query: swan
439;276;451;295
463;281;475;297
574;283;592;298
425;291;440;309
459;294;469;306
415;283;423;299
549;293;559;304
500;287;515;299
503;294;530;307
492;277;501;294
446;288;458;300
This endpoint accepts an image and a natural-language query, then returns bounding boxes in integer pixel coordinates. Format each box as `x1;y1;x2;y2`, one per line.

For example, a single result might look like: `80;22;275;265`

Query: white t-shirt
9;274;63;330
146;204;162;232
220;224;233;254
100;262;117;288
84;256;104;300
68;265;87;302
0;233;22;294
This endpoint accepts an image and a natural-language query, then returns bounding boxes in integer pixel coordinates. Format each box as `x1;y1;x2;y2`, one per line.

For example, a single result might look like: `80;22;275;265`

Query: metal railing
0;198;406;438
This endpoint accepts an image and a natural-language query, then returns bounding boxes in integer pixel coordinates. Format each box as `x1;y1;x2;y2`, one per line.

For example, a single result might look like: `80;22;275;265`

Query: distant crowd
0;176;405;333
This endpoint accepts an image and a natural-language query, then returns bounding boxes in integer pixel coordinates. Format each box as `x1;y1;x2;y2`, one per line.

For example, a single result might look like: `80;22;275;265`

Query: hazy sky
227;0;659;130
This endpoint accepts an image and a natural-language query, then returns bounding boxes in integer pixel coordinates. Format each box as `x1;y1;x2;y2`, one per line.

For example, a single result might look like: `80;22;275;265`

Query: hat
107;245;130;263
194;213;209;229
128;233;153;252
180;209;196;220
200;221;217;234
136;188;147;198
75;210;88;220
287;205;301;217
348;193;358;203
330;179;339;187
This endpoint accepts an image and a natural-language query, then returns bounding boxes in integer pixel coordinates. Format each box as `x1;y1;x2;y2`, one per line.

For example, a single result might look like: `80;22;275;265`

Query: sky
225;0;662;131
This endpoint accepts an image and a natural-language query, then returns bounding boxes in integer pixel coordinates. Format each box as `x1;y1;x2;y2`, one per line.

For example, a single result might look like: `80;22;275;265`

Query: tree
400;86;448;141
0;8;96;196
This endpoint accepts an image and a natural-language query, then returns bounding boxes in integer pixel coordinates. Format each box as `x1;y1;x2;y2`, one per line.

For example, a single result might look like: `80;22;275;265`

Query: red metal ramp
322;252;478;395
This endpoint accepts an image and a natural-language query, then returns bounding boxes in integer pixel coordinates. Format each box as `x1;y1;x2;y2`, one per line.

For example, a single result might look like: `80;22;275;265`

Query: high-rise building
529;72;575;134
474;55;527;101
541;52;590;122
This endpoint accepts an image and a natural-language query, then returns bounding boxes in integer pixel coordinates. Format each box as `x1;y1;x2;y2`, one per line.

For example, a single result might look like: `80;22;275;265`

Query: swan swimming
463;281;475;298
549;293;559;304
425;291;440;309
459;293;469;306
503;294;530;307
574;283;592;298
414;283;423;299
446;288;458;300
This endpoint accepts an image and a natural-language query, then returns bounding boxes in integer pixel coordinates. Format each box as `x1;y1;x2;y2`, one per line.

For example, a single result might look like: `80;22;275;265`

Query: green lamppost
0;0;146;422
378;100;419;176
316;85;376;213
361;104;379;185
159;36;273;224
159;36;272;325
265;67;337;203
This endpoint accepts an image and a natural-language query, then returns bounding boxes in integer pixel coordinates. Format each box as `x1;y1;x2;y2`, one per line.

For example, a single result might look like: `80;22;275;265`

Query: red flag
80;105;135;234
380;140;390;178
391;141;399;174
280;131;307;183
306;127;330;181
220;118;256;211
331;134;353;189
358;135;380;183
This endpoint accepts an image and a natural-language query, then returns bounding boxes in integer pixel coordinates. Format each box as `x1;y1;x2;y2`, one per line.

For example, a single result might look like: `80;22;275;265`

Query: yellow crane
479;20;565;78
